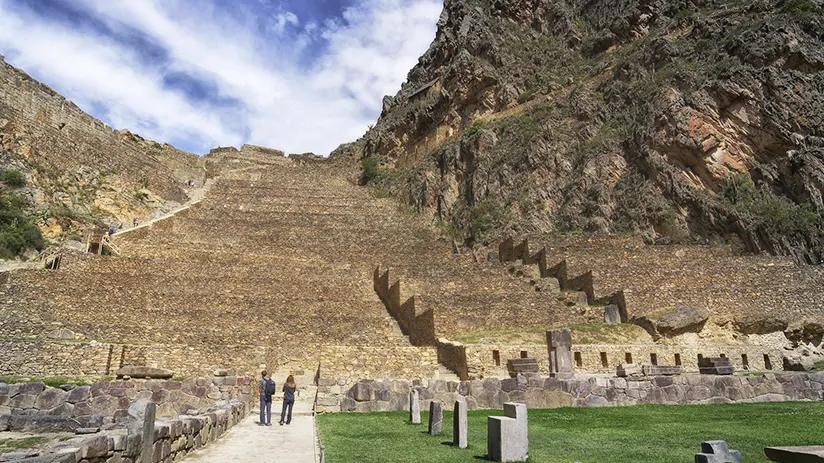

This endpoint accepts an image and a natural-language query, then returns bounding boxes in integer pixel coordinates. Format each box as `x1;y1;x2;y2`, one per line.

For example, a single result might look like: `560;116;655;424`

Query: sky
0;0;442;155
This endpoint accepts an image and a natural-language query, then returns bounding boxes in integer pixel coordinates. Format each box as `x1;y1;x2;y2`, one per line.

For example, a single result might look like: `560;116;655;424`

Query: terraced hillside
502;235;824;328
0;152;584;379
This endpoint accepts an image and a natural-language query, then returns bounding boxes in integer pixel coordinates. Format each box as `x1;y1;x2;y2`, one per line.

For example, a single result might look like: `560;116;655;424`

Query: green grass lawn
317;402;824;463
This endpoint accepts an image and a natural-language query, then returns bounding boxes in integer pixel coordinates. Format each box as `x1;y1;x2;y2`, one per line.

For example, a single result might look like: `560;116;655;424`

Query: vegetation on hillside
346;0;824;260
0;188;44;259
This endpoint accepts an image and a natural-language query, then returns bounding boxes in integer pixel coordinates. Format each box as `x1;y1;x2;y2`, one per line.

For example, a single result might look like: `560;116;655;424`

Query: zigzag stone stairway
0;156;582;383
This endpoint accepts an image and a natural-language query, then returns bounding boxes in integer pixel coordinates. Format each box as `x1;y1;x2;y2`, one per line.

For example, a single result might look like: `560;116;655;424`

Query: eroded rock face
336;0;824;262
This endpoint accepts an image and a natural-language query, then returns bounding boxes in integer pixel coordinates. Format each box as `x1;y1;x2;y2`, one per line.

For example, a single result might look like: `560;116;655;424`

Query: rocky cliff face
334;0;824;263
0;56;205;257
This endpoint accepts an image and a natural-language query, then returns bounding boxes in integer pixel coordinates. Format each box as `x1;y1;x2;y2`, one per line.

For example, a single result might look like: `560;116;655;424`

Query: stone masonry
0;377;252;432
321;372;824;413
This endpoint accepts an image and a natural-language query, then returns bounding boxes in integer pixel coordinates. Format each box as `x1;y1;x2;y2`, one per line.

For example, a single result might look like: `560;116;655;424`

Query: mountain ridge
334;0;824;264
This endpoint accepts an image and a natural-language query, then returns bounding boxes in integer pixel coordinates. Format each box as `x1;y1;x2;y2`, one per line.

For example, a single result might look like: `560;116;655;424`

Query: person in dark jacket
258;371;275;426
279;375;296;425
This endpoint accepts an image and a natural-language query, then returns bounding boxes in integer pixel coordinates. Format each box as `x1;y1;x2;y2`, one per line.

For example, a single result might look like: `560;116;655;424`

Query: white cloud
0;0;442;155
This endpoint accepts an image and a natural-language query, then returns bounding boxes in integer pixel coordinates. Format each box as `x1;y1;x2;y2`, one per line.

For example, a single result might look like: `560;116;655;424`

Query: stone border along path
183;400;319;463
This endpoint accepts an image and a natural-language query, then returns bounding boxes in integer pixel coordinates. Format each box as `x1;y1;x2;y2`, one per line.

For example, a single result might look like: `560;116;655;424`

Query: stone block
428;401;443;435
547;329;574;378
34;388;68;411
15;383;47;396
351;381;374;402
764;445;824;462
66;387;90;404
487;402;529;462
409;390;421;424
453;400;467;449
616;364;642;377
644;365;683;377
483;378;502;393
125;399;155;459
339;397;356;412
8;415;79;433
81;435;110;459
604;304;621;324
698;358;735;375
116;366;174;379
694;440;742;463
10;394;37;410
501;378;519;393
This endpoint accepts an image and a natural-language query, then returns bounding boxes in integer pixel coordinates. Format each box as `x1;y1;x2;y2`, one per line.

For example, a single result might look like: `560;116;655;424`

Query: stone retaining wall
317;372;824;413
0;377;252;433
455;342;784;379
0;399;249;463
0;338;440;384
0;339;265;379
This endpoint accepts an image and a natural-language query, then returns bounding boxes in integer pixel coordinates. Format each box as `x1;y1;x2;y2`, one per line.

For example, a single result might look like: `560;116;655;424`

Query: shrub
782;0;817;14
719;174;824;247
1;170;26;188
517;91;536;104
360;157;380;185
0;190;44;259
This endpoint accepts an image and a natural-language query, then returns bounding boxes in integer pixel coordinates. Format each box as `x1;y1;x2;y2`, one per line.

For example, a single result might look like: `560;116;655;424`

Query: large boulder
116;365;174;379
656;307;710;337
783;356;816;372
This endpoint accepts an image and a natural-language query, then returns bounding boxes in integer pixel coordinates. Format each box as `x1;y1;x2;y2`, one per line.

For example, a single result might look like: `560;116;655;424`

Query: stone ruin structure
1;146;823;392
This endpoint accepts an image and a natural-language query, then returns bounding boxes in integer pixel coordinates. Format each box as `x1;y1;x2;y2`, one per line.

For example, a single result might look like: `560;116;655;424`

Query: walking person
258;371;275;426
279;375;297;425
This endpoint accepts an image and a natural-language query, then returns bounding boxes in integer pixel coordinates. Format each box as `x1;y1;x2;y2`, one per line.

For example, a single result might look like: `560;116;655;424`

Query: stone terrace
519;234;824;322
0;156;584;377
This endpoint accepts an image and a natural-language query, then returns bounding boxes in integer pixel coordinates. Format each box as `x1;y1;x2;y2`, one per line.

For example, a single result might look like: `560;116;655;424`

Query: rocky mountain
333;0;824;264
0;55;205;259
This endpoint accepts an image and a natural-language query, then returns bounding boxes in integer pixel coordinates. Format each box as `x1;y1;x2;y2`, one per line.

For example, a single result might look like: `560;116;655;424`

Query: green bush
1;170;26;188
782;0;817;14
360;157;380;185
516;91;536;104
0;190;44;259
719;174;824;246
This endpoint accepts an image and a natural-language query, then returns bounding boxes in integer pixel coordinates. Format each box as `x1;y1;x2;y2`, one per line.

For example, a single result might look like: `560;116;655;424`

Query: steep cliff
0;56;205;258
334;0;824;263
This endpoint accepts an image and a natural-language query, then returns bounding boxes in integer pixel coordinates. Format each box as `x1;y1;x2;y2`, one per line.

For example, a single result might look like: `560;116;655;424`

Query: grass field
317;402;824;463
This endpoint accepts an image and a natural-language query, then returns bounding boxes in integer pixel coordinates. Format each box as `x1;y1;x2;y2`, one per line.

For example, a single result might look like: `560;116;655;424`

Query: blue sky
0;0;442;155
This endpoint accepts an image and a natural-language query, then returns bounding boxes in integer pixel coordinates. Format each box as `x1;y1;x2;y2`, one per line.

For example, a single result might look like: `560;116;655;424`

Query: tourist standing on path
279;375;296;425
259;371;275;426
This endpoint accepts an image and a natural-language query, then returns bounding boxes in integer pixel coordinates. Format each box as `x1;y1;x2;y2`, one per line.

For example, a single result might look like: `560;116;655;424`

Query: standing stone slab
695;440;742;463
125;398;156;460
410;390;421;424
604;304;621;325
547;329;574;379
488;402;528;462
428;401;442;435
453;400;467;449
